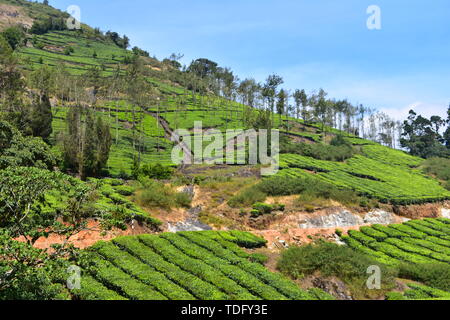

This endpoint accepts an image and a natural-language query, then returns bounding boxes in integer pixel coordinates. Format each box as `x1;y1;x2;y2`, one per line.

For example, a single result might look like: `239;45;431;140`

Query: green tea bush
280;138;355;162
136;163;174;180
398;263;450;292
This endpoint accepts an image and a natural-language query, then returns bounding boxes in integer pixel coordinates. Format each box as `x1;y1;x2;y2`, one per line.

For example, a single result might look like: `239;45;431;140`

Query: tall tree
63;107;112;179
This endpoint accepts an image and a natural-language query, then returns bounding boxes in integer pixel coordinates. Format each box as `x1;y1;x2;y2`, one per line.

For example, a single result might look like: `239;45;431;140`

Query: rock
299;210;364;229
188;205;202;215
441;208;450;219
312;277;352;300
363;210;396;225
182;185;195;199
167;219;212;232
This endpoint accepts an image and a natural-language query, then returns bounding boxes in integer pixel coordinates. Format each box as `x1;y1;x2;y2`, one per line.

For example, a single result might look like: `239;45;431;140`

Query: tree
63;107;112;179
188;58;218;79
0;166;122;300
262;74;283;125
400;110;448;158
276;89;287;126
0;121;57;170
28;65;55;141
0;39;27;131
1;26;25;51
0;230;68;300
444;105;450;148
30;95;53;142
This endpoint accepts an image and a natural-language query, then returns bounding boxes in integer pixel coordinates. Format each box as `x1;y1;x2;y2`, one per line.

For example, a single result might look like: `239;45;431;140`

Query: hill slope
2;0;449;203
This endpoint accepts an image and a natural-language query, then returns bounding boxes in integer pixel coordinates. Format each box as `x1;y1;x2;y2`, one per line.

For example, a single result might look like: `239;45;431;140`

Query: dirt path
145;110;193;164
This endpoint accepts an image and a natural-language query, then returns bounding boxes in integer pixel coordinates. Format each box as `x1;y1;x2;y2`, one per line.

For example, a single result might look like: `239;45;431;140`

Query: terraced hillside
2;1;446;204
74;231;331;300
342;218;450;266
278;142;450;205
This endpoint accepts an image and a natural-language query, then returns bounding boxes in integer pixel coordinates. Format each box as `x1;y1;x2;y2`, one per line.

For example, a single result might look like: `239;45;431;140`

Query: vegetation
134;177;192;210
401;109;450;159
422;157;450;190
341;218;450;294
277;241;397;299
1;0;450;302
73;231;323;300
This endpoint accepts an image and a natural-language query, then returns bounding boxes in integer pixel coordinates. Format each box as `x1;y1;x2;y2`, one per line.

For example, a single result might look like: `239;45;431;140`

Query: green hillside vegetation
74;231;328;300
277;219;450;299
1;0;450;302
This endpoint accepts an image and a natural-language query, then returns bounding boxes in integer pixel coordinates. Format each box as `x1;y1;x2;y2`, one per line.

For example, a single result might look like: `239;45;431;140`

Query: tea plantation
74;231;330;300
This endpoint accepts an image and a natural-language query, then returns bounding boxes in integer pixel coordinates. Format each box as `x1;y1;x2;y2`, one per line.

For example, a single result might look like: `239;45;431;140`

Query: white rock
441;208;450;219
364;210;396;225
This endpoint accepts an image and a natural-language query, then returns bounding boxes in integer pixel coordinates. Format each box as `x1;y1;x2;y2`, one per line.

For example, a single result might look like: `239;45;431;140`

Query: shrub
398;263;450;292
258;176;360;206
250;202;285;217
277;242;397;299
228;186;267;208
248;253;269;265
134;178;191;209
280;138;355;162
137;163;174;180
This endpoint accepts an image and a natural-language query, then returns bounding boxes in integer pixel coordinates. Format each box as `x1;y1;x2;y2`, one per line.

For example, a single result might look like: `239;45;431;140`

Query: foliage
1;26;26;50
280;136;355;162
74;231;318;300
342;218;450;293
134;177;191;209
228;185;267;208
30;95;53;142
278;150;449;205
251;202;285;217
398;263;450;292
401;109;449;159
133;162;173;180
277;241;397;299
0;231;69;300
0;121;58;170
422;157;450;190
62;107;112;179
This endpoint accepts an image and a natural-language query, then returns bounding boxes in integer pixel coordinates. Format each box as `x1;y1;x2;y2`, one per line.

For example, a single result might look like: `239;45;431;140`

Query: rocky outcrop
167;218;212;232
311;277;352;300
441;208;450;219
363;210;397;224
299;210;364;229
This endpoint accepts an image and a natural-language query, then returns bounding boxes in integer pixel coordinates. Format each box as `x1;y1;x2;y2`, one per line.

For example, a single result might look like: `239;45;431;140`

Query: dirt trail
145;110;193;164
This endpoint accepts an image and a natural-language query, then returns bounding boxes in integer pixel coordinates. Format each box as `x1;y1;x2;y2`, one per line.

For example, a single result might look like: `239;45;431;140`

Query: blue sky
51;0;450;120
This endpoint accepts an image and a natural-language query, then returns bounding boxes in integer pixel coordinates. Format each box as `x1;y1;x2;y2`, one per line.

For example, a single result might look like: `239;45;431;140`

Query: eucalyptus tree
293;89;308;121
262;74;284;124
276;89;287;127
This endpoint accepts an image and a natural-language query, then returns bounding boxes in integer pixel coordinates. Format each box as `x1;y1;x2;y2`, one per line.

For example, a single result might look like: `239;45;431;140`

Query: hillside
1;0;450;302
8;27;449;203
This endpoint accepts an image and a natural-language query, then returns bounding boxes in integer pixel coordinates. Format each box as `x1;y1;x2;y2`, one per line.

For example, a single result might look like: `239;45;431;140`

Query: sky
50;0;450;120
